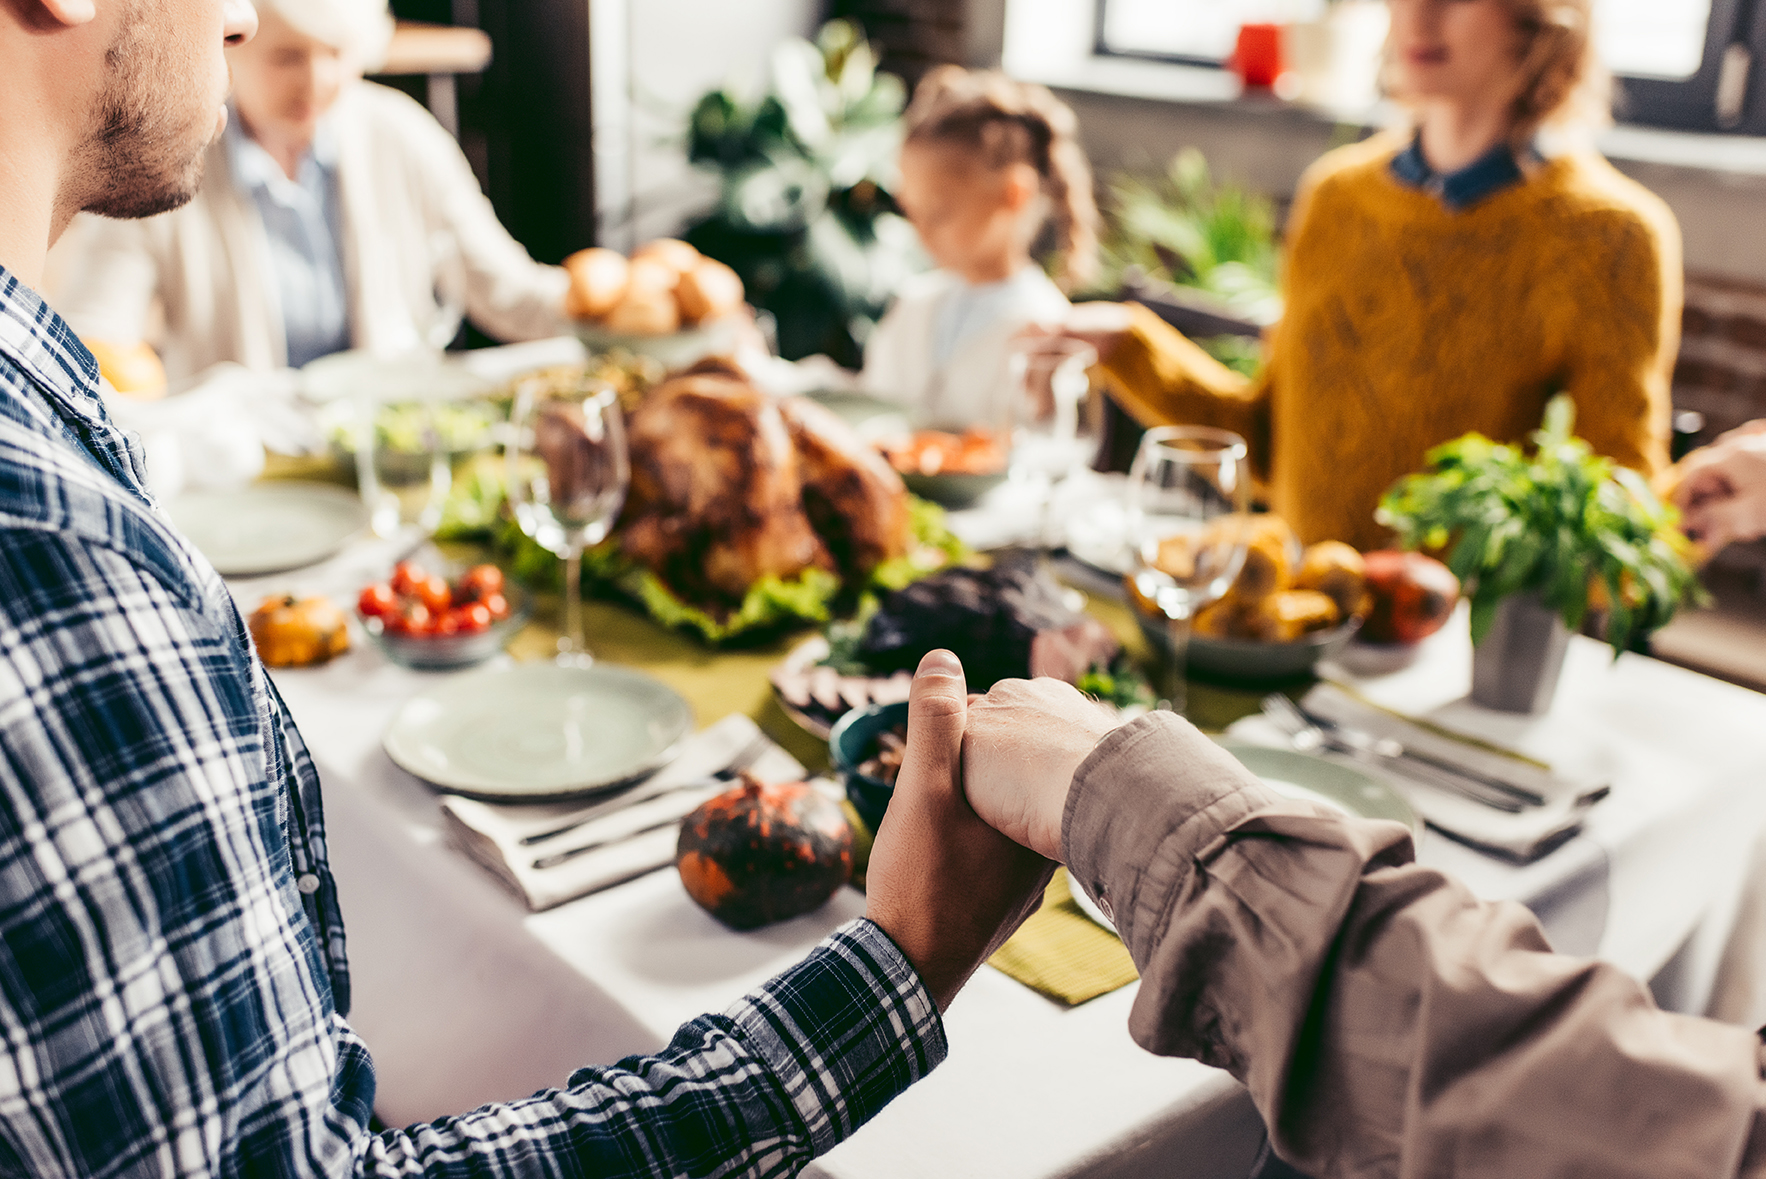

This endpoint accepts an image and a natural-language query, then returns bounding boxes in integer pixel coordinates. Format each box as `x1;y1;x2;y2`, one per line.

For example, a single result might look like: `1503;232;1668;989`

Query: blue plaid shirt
0;265;946;1176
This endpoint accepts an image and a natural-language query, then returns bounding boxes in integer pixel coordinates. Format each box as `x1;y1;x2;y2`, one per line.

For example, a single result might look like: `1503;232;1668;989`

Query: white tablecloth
270;611;1766;1177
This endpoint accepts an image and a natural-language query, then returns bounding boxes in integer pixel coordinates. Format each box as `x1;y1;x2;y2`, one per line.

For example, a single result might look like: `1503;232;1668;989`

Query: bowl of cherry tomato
357;561;528;670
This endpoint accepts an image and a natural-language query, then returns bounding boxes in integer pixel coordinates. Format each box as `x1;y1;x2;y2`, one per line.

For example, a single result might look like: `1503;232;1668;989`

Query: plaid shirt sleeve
0;272;947;1179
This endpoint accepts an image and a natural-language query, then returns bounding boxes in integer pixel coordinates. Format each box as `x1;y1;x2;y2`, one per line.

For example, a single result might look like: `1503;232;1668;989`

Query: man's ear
35;0;97;26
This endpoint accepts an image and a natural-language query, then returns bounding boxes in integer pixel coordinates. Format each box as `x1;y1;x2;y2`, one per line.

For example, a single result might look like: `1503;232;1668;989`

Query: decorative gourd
1361;551;1461;645
676;773;853;930
249;595;351;668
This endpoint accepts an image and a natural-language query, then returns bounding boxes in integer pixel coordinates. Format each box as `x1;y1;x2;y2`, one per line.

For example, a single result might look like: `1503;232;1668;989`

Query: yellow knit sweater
1100;133;1683;552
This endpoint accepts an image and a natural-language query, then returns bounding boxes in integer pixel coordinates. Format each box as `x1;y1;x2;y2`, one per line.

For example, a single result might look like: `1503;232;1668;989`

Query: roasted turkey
621;363;913;609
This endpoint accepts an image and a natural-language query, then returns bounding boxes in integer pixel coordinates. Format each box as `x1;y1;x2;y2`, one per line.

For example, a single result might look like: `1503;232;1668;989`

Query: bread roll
631;238;702;276
675;258;745;325
1295;540;1369;621
563;248;629;321
604;289;682;336
1248;590;1339;642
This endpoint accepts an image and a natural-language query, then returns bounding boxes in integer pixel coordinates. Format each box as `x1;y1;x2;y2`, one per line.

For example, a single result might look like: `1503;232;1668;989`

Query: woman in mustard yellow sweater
1079;0;1681;552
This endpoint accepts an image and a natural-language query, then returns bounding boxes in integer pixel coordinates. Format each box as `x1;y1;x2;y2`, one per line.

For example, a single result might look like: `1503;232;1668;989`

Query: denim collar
1390;133;1530;211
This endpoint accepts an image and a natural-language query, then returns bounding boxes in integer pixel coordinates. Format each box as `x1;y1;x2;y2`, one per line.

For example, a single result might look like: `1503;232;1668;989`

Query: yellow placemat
987;869;1138;1006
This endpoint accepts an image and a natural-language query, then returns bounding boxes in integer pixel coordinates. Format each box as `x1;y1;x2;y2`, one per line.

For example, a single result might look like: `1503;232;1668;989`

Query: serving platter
1069;741;1417;934
168;481;371;577
383;663;694;801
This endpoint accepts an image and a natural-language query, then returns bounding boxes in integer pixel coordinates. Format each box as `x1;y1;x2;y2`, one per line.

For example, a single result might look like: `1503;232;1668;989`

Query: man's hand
1675;424;1766;554
864;652;1056;1012
963;679;1118;862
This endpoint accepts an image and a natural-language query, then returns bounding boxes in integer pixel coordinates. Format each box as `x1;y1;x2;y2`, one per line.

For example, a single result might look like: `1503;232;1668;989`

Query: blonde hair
257;0;395;71
1506;0;1611;140
903;67;1100;292
1387;0;1611;145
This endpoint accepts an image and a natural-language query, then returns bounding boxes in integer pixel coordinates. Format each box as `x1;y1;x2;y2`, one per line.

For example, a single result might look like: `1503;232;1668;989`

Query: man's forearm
1064;714;1766;1179
357;920;945;1178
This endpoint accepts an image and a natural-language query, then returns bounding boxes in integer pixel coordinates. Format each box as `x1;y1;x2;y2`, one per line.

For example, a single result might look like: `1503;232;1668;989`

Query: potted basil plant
1377;395;1704;714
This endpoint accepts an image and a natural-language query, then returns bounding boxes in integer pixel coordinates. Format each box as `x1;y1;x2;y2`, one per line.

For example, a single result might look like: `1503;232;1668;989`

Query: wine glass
506;379;629;665
1128;426;1252;714
423;231;468;354
1004;336;1100;561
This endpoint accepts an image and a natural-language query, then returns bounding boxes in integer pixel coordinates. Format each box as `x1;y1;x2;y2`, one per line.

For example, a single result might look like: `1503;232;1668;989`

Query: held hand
962;679;1118;862
1675;428;1766;554
864;652;1056;1012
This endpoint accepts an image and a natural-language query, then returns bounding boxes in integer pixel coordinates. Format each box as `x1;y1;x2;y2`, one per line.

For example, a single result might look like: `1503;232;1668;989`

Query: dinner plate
168;482;371;577
1068;740;1417;934
383;662;694;801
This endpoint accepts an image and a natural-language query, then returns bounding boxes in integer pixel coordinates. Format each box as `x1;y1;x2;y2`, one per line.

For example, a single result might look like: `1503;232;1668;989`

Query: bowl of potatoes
1130;515;1368;683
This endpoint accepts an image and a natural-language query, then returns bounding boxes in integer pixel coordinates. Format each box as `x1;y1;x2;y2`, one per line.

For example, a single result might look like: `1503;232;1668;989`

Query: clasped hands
864;650;1117;1011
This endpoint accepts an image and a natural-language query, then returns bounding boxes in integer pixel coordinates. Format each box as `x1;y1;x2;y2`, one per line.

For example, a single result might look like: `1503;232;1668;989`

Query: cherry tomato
481;592;510;620
396;603;433;635
358;583;397;618
460;565;504;598
416;575;452;614
390;561;428;598
433;610;461;637
455;603;493;634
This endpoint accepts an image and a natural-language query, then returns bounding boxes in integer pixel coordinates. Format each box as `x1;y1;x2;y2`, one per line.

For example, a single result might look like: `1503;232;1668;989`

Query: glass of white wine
506;380;629;664
1128;426;1251;714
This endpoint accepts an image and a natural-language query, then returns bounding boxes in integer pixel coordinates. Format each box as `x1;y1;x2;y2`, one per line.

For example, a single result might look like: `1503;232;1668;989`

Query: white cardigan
860;267;1071;428
51;82;570;384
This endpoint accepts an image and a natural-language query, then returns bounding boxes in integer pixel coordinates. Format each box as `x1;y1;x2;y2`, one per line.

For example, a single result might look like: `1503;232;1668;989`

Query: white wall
591;0;825;249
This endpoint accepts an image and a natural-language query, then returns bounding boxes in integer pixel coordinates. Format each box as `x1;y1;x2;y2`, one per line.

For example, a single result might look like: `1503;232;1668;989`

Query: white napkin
1227;684;1608;864
440;714;806;911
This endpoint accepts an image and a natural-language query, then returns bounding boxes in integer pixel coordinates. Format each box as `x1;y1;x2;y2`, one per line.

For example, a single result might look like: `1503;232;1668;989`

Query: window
1093;0;1766;135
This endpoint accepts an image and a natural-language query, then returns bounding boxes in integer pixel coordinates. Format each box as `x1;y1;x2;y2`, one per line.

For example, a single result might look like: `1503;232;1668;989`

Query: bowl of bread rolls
1129;514;1368;682
564;239;748;367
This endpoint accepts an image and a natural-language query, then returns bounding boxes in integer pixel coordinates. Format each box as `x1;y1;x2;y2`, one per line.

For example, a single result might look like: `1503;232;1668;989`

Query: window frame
1088;0;1761;136
1611;0;1749;133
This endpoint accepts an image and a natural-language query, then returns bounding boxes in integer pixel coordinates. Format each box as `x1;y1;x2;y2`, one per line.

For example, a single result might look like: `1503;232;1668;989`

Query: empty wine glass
507;379;629;664
1005;336;1100;560
1128;426;1252;714
424;231;468;354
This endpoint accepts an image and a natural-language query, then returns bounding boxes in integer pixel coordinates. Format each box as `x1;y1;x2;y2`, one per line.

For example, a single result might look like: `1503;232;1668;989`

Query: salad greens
323;399;501;457
490;492;967;645
1376;394;1703;656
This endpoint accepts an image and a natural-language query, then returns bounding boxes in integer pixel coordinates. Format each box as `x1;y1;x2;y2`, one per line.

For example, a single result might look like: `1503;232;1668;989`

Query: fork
1260;694;1528;814
518;732;773;848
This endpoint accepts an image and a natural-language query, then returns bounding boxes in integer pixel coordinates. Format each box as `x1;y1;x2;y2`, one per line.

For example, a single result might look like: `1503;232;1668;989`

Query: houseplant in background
1095;148;1282;375
683;19;924;366
1377;395;1704;714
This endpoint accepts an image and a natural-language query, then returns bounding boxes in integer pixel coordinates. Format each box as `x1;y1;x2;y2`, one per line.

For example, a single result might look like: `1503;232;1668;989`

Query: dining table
239;514;1766;1179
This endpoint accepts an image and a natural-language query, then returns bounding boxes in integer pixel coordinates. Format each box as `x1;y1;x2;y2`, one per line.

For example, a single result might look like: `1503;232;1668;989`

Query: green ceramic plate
1069;741;1417;933
383;663;694;801
168;482;370;577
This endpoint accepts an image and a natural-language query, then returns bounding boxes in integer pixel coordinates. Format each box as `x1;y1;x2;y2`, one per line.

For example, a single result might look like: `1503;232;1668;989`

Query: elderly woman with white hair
53;0;570;387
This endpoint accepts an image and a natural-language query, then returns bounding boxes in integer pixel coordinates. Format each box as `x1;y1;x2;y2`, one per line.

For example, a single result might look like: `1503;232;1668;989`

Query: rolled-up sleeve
1064;712;1766;1179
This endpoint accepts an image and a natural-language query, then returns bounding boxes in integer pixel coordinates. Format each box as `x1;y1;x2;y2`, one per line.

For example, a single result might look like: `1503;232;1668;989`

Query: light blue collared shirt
227;113;352;369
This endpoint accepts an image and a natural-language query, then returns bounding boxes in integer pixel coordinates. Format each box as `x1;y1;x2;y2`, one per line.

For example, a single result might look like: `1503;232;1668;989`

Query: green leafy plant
1377;395;1704;656
683;20;924;366
1097;148;1283;337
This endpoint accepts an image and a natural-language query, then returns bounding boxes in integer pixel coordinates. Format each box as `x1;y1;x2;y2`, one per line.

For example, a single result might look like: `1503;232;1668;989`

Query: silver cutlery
1260;694;1530;814
1290;696;1551;808
518;732;772;849
531;816;687;871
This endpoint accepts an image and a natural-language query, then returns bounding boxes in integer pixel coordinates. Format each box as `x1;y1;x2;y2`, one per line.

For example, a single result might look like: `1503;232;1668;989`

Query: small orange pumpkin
677;773;853;930
249;595;351;668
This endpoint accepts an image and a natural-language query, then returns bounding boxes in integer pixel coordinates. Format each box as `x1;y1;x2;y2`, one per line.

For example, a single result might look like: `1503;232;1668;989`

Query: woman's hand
1675;422;1766;554
1018;302;1134;363
863;653;1056;1012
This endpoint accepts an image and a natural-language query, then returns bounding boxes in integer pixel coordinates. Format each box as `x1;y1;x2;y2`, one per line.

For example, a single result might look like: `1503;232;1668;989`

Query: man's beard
79;4;214;221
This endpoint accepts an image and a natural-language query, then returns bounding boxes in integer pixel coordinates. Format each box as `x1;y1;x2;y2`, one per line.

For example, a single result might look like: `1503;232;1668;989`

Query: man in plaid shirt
0;2;1054;1175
